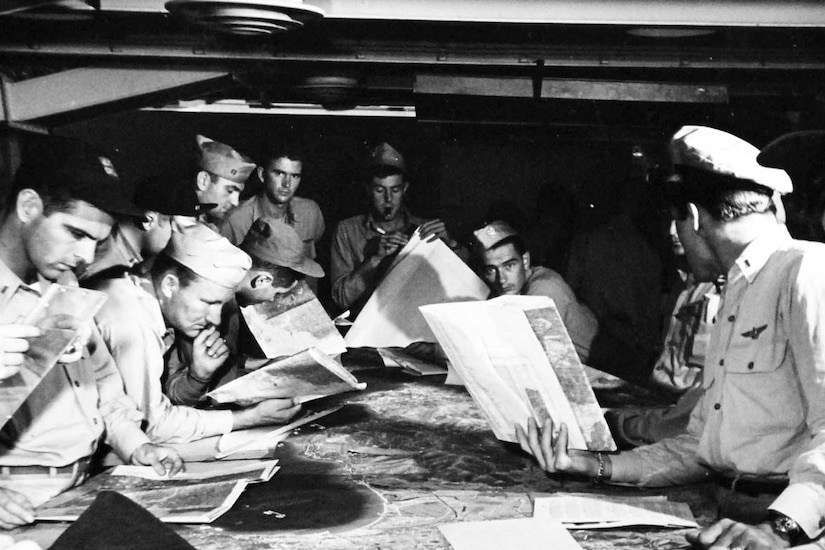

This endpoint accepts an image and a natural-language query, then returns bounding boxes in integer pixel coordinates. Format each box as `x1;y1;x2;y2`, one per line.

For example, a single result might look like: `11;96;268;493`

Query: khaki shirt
613;224;825;539
93;275;234;444
0;259;148;468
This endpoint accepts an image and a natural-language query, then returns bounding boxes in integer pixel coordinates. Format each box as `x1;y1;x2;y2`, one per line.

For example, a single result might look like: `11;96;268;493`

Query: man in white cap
0;136;183;529
471;220;600;362
220;145;325;292
517;125;825;549
193;135;256;229
94;222;301;447
331;142;458;314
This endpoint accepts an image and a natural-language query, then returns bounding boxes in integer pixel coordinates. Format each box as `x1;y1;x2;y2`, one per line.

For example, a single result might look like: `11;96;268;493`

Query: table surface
20;366;716;549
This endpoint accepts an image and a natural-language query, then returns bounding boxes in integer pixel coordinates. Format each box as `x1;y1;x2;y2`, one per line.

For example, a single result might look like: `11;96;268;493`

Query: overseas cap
13;136;143;218
240;217;325;278
135;174;216;217
670;125;793;194
165;222;251;289
757;130;825;180
472;220;519;253
196;135;255;184
369;142;405;173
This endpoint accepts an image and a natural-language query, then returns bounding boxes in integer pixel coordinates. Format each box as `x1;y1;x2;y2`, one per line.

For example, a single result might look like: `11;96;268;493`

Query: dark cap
757;130;825;180
13;136;143;217
134;174;216;217
369;142;405;173
240;217;325;278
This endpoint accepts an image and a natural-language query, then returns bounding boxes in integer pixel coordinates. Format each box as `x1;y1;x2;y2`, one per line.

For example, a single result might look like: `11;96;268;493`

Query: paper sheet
345;231;489;348
531;493;698;529
241;280;346;358
438;518;582;550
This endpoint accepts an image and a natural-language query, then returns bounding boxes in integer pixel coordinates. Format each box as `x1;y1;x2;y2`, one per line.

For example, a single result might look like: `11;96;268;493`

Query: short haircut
666;166;776;222
250;257;304;287
8;161;77;216
263;144;307;167
151;251;203;289
488;235;527;257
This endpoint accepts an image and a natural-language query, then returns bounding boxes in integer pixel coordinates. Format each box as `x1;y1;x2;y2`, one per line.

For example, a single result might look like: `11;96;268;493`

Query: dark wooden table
20;366;717;549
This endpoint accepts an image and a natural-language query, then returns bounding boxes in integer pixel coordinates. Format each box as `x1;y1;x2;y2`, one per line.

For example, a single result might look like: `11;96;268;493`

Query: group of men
0;124;824;550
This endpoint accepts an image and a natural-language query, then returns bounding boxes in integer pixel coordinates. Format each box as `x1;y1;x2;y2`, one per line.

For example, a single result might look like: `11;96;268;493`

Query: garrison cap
165;222;251;289
196;135;255;184
240;217;324;278
14;136;143;218
757;130;825;181
669;125;793;194
472;220;519;253
135;174;216;217
369;142;405;173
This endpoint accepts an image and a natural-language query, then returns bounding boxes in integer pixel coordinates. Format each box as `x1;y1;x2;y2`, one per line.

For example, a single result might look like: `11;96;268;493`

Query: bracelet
593;452;606;485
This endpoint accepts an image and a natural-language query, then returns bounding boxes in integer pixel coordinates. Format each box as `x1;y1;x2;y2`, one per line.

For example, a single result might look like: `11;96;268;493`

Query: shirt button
714;403;721;410
74;380;81;387
719;359;725;366
93;418;99;425
728;315;736;322
747;362;754;370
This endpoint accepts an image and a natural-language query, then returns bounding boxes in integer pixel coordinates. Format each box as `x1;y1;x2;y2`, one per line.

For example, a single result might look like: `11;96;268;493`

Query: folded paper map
531;493;698;529
205;348;365;406
241;280;346;358
345;230;489;348
438;518;582;550
420;295;615;451
0;284;107;425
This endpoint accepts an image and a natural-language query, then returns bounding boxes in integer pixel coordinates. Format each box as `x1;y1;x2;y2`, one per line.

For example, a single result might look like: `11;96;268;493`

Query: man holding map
517;125;825;550
330;142;458;315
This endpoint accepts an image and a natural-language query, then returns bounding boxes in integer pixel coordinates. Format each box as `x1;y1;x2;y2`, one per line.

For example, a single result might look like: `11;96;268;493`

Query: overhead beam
416;75;728;103
0;67;230;122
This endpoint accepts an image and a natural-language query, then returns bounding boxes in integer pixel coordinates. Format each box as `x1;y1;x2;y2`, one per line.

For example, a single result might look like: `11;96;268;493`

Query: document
531;493;698;529
241;280;346;358
377;347;448;376
205;347;365;406
438;517;582;550
0;284;107;425
420;295;615;451
345;230;489;348
36;460;279;524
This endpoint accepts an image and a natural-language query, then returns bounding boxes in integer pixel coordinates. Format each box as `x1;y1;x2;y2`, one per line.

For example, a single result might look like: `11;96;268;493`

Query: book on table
420;294;616;451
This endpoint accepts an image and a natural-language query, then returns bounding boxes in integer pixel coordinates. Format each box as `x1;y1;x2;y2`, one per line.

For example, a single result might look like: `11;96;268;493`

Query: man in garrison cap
0;136;183;529
330;142;459;316
94;221;301;449
518;125;825;549
758;130;825;242
193;135;255;230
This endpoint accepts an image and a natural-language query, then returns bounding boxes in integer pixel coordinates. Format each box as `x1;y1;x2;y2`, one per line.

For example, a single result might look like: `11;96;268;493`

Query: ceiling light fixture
165;0;324;36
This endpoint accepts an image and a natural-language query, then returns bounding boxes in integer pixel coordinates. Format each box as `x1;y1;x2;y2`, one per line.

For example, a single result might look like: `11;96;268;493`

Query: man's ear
195;171;211;192
257;165;265;183
402;182;410;196
522;251;531;271
141;211;158;232
16;189;44;224
159;272;180;299
250;272;274;290
687;202;701;233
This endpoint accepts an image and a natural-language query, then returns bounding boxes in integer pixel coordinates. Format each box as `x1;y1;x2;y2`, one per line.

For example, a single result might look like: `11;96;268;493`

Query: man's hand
0;488;34;530
514;417;597;475
375;232;409;259
0;534;42;550
418;219;458;248
131;443;184;478
190;326;229;382
685;519;791;550
0;325;40;380
233;398;302;429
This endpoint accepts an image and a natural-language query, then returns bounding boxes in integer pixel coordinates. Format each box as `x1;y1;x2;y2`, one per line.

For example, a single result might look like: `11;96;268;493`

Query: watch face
772;514;802;541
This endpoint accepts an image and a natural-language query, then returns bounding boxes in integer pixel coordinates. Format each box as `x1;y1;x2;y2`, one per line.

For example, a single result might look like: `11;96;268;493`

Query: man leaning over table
0;137;183;529
517;125;825;549
93;221;301;447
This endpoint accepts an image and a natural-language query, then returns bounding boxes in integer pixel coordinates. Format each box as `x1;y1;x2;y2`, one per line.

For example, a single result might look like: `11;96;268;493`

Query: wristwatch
767;511;804;546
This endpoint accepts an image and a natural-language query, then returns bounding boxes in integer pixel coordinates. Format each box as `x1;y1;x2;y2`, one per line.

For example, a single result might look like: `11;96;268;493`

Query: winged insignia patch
741;324;768;340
